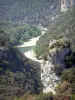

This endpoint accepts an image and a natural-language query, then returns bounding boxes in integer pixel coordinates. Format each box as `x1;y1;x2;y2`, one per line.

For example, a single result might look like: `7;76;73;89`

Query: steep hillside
0;1;75;100
14;7;75;100
34;7;75;59
0;0;60;26
0;21;41;45
33;7;75;100
0;30;42;100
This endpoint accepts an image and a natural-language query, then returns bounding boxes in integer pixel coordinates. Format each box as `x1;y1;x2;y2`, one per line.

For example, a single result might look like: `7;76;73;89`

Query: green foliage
70;94;75;100
54;67;75;100
34;8;75;59
0;30;43;100
50;39;70;49
35;92;53;100
54;64;63;76
34;44;45;59
0;22;41;45
0;0;60;26
61;68;75;84
64;52;75;68
0;30;9;46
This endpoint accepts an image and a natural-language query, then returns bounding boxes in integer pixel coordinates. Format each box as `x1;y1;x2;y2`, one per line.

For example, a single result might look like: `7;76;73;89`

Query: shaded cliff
41;37;71;93
0;30;42;100
61;0;75;12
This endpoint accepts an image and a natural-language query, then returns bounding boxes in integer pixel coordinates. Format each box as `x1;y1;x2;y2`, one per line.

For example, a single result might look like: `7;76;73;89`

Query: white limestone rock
41;37;71;93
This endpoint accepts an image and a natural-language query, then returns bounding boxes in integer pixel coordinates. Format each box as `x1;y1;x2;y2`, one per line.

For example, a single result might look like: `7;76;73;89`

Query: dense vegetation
0;1;75;100
33;7;75;100
54;68;75;100
0;30;42;100
0;21;41;45
34;7;75;59
0;0;60;26
16;67;75;100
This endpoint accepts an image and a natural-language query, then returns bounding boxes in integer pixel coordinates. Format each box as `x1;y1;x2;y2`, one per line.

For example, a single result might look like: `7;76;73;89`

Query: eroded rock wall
41;38;71;93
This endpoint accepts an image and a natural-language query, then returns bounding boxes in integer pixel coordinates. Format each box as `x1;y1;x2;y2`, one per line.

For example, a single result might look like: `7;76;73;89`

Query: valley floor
17;29;47;62
16;28;58;94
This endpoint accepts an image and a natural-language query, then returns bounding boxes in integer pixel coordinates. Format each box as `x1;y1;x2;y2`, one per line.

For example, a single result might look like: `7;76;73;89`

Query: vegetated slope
33;7;75;100
5;7;75;100
53;67;75;100
0;0;60;26
34;7;75;59
16;67;75;100
0;30;42;100
0;21;41;45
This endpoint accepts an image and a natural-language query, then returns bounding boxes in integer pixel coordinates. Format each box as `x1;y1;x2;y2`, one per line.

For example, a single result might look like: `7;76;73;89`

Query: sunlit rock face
41;57;59;94
41;38;71;93
61;0;75;12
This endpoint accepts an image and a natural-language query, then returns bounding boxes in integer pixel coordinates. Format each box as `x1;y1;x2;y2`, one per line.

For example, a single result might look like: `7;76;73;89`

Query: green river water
18;46;34;53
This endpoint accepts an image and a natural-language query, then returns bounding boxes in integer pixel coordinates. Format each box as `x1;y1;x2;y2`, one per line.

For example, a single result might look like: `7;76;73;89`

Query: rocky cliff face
61;0;75;12
41;37;71;93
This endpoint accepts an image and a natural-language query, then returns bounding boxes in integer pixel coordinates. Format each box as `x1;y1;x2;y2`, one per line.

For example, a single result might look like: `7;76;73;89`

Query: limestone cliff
41;37;71;93
61;0;75;12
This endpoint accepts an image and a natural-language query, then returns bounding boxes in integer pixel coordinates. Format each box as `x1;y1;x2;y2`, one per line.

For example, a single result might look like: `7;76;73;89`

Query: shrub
36;92;53;100
54;64;63;76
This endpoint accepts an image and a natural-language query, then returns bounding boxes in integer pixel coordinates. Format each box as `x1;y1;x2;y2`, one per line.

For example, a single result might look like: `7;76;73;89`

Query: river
16;27;58;94
16;28;47;63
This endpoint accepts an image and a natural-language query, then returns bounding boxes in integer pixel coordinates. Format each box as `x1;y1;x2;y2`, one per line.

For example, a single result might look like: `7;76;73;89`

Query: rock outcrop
61;0;75;12
41;37;71;93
